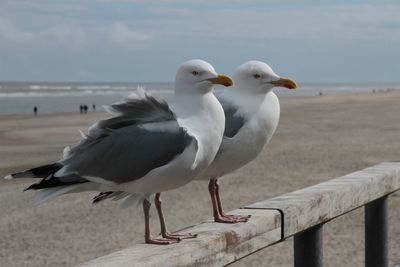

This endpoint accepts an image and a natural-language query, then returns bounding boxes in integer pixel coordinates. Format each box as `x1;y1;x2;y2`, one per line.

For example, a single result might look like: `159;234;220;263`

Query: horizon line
1;80;400;85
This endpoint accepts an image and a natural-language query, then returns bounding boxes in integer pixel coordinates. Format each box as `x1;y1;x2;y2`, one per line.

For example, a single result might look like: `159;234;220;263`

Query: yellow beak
271;77;297;89
207;74;234;87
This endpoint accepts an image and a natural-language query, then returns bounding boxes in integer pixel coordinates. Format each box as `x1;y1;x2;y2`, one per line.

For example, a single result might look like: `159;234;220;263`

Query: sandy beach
1;91;400;267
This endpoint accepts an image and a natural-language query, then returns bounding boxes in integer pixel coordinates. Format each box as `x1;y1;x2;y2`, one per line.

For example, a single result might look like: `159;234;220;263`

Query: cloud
1;1;399;81
0;17;35;46
0;17;88;49
108;22;152;47
147;7;194;16
270;4;400;42
3;1;399;44
148;3;400;42
46;24;87;49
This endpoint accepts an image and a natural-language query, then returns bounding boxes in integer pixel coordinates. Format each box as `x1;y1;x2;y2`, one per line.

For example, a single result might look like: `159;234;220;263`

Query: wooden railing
77;162;400;267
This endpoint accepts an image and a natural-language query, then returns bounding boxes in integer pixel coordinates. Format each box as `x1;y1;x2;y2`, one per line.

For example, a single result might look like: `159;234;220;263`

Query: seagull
5;59;233;244
198;60;297;223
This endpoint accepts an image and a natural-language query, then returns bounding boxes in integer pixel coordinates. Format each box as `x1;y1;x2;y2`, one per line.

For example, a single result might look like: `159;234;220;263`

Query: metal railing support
294;224;323;267
365;196;388;267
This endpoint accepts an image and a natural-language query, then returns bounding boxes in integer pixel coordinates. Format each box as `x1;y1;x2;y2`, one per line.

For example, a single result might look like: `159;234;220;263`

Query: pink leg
208;178;245;223
143;198;179;245
214;179;251;222
154;193;197;240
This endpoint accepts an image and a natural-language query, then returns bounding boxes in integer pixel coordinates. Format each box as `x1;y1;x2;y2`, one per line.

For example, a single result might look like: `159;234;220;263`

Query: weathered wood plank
245;162;400;238
77;162;400;266
77;209;281;267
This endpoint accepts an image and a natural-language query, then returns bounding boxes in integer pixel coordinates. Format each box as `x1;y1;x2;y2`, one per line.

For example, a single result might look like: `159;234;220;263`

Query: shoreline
0;88;398;117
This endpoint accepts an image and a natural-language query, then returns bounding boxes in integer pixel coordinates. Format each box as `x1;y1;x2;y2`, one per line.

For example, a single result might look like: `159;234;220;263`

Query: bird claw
214;214;250;223
162;232;198;240
224;214;251;221
145;237;181;245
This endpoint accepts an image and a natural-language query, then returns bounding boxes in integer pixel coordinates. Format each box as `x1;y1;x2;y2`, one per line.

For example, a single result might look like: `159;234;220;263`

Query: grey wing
106;87;174;121
218;98;246;138
59;88;195;184
87;88;175;139
60;121;194;184
86;88;176;139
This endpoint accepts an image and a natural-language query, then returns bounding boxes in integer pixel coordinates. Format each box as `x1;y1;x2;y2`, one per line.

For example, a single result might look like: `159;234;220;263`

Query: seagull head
175;59;233;94
233;60;297;94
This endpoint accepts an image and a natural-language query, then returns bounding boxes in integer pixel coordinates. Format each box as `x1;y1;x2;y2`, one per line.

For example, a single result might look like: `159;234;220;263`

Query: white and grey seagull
198;60;297;223
5;59;233;244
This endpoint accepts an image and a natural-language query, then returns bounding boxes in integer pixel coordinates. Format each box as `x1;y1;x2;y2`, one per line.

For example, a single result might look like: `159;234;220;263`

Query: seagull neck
172;89;224;137
173;90;214;116
231;84;274;95
223;88;269;102
222;89;276;115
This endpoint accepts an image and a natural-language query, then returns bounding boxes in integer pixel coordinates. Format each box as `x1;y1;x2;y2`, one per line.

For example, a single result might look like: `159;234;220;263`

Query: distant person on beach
83;105;88;114
33;106;38;116
92;104;96;112
79;105;83;114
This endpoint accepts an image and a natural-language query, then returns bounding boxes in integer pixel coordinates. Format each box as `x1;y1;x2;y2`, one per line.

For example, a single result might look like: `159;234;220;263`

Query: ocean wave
27;85;150;91
0;89;174;98
76;85;112;90
29;85;73;90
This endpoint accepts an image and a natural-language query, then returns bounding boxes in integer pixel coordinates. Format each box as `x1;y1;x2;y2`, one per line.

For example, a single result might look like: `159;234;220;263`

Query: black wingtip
6;163;63;180
24;175;88;192
23;182;41;191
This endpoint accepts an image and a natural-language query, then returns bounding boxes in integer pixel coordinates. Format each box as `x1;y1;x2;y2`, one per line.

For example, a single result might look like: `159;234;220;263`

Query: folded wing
21;88;195;190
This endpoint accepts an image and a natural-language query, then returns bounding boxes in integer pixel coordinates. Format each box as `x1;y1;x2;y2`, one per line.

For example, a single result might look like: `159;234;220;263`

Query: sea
0;81;399;115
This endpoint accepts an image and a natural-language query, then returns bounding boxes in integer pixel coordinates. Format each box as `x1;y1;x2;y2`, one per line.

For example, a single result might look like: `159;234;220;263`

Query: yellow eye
253;74;261;79
192;71;199;76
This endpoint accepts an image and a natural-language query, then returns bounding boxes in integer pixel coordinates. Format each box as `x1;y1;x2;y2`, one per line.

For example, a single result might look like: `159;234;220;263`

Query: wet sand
1;91;400;267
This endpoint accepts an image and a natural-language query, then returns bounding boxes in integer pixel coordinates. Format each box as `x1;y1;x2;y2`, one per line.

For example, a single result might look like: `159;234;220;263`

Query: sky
0;0;399;82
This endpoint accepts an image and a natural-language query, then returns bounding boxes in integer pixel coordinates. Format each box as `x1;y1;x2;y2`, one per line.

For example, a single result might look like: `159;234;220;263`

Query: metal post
365;196;388;267
294;224;323;267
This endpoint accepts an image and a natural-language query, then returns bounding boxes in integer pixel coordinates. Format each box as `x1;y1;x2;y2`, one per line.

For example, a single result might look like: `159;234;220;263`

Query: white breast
198;91;280;180
174;92;225;171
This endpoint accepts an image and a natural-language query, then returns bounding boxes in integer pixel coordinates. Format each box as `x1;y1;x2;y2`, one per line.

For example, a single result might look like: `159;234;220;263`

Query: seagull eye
253;74;261;79
192;71;199;76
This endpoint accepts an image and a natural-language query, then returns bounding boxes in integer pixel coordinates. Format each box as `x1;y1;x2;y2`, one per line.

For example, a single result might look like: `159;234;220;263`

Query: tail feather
93;191;116;204
92;191;148;208
92;191;128;204
35;183;96;205
112;192;131;201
